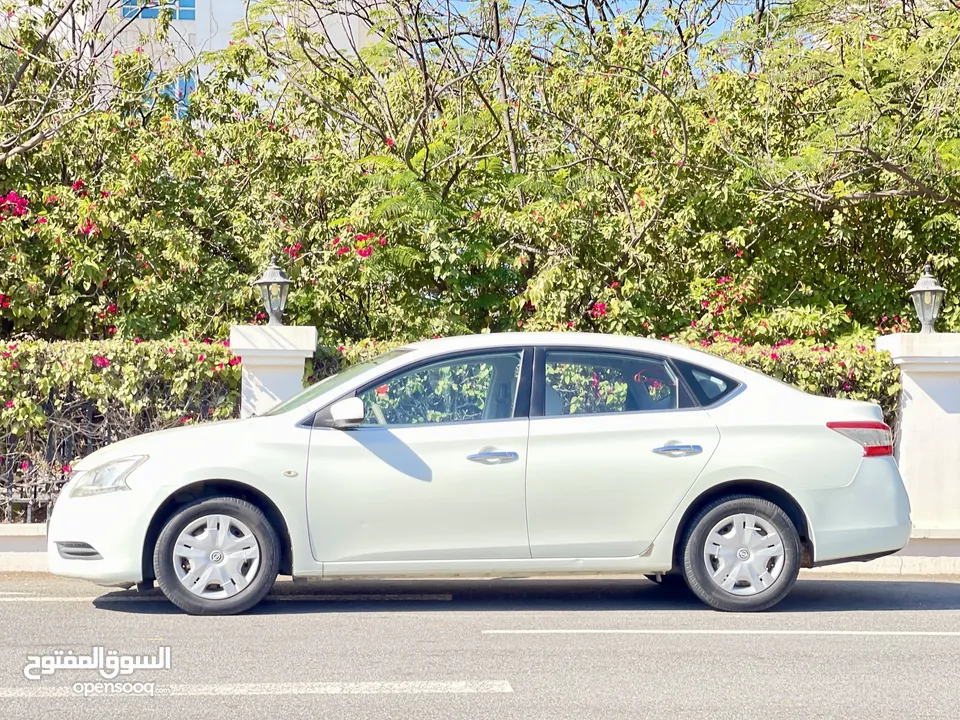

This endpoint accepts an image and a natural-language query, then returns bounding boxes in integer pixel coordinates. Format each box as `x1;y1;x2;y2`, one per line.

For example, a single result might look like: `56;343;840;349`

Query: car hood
71;417;263;472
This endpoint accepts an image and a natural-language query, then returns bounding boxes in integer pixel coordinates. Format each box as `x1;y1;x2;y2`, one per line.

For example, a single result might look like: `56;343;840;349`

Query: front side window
262;347;412;417
358;351;523;426
543;350;693;416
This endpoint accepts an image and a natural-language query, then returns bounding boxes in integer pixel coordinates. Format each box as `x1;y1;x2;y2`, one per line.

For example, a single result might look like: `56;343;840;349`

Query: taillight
827;421;893;457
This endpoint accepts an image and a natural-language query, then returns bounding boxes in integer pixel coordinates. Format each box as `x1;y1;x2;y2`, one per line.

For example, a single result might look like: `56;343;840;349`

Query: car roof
403;332;763;384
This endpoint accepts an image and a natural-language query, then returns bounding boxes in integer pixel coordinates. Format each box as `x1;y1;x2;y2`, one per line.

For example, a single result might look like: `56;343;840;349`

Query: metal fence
1;389;230;524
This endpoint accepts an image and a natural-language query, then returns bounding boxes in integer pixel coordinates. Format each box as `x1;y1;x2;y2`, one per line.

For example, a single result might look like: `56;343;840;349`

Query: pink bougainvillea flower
36;216;48;224
385;137;395;147
62;464;71;473
78;218;99;236
71;179;85;192
197;353;206;363
107;304;118;315
4;400;13;408
336;246;350;256
107;326;117;334
357;246;373;258
92;355;111;368
590;302;607;318
21;461;29;470
228;356;242;366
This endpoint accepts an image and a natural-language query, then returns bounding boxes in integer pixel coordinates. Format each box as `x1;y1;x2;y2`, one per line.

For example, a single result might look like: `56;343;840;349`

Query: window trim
531;345;701;419
670;358;743;408
305;346;535;430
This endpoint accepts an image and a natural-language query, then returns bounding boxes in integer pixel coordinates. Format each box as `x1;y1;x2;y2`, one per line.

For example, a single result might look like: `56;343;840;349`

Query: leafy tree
2;0;958;347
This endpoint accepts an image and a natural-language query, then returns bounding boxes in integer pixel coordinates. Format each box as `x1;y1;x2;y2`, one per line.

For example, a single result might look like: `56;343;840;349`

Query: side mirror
316;396;365;428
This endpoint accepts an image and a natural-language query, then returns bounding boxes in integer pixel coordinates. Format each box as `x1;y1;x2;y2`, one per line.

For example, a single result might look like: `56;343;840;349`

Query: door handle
652;444;703;457
466;450;519;464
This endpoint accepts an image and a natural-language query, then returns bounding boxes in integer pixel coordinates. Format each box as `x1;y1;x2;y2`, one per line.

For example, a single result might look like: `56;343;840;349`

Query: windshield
261;347;412;416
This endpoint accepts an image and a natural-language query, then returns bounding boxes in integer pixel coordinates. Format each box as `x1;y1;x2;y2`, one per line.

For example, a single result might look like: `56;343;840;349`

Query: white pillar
877;333;960;534
229;325;318;418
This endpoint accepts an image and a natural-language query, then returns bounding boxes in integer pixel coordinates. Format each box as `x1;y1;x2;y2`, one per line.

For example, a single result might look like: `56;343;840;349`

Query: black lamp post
907;264;946;334
252;257;293;326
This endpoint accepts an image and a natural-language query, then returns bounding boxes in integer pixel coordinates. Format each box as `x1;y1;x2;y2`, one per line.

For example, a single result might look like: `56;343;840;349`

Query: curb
0;524;47;572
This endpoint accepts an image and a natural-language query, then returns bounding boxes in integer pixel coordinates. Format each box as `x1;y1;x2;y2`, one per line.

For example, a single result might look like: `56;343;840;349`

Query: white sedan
47;332;911;614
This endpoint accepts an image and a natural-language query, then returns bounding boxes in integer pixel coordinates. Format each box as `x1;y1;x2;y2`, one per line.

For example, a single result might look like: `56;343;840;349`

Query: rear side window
543;350;696;416
672;359;739;406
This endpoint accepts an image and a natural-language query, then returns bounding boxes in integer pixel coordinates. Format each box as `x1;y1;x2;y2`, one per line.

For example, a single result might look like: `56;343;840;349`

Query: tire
153;496;280;615
681;495;800;612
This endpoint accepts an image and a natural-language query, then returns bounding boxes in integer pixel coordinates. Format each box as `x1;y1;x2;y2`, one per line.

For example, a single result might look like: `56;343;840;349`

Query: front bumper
797;456;912;565
46;485;162;585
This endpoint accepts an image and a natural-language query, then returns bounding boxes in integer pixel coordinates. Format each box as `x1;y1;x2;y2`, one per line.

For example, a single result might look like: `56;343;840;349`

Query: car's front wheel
153;497;280;615
681;495;801;612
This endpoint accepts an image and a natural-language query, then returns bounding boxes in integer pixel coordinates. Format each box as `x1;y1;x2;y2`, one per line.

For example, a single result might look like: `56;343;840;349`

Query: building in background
83;1;370;107
107;1;369;63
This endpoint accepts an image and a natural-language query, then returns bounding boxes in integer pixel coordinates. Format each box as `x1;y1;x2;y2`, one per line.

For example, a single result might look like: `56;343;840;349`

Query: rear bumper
797;456;912;565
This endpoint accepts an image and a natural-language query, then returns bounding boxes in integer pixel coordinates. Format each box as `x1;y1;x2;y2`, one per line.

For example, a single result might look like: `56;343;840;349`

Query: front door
525;348;721;558
306;348;532;567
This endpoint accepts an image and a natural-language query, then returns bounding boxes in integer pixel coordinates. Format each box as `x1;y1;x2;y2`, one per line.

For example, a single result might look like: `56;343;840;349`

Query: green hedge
0;335;901;521
697;337;901;427
0;339;240;521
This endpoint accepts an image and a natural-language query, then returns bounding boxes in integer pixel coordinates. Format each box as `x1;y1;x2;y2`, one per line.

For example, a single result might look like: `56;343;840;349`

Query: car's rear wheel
681;495;800;612
153;496;280;615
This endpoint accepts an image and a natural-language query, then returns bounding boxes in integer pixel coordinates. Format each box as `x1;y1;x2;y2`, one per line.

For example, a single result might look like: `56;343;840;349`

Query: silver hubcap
702;513;785;596
173;514;261;600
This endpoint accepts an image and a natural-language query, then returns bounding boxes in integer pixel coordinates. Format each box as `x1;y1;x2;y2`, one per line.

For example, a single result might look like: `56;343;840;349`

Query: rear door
524;347;721;558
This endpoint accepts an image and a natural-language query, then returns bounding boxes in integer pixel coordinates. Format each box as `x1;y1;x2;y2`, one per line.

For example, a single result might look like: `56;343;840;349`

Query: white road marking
0;597;101;603
0;591;29;595
169;681;513;696
0;681;513;698
265;593;452;602
0;593;452;603
484;629;960;637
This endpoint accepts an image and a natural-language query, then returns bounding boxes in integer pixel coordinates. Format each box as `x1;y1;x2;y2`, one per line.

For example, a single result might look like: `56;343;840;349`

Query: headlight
69;456;148;498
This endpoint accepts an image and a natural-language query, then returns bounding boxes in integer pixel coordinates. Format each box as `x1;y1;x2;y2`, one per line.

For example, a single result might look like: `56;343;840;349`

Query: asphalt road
0;573;958;719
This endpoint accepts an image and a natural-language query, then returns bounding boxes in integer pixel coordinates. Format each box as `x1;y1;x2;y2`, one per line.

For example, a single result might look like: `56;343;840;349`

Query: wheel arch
672;480;814;569
141;479;294;581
